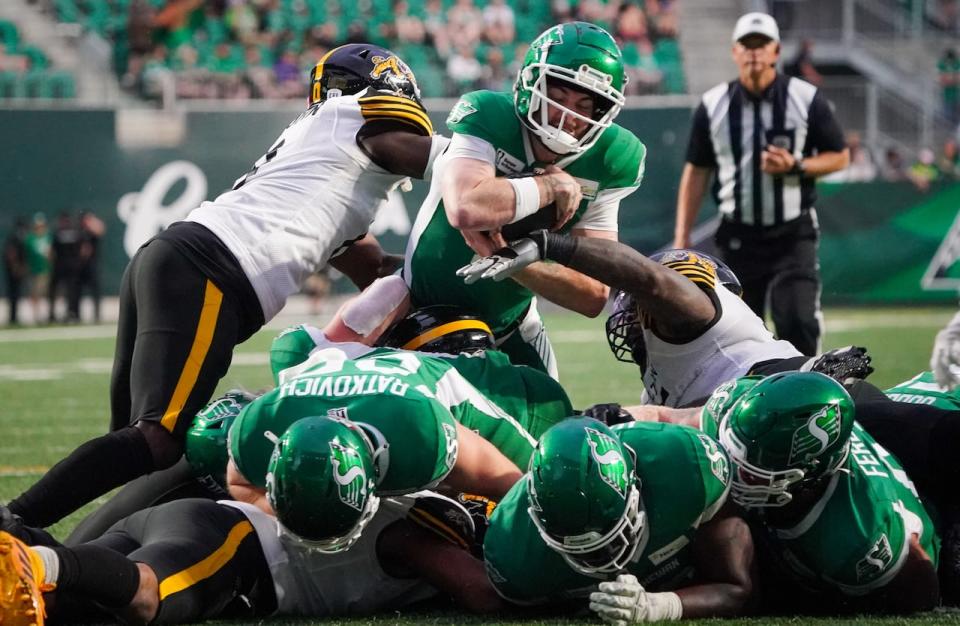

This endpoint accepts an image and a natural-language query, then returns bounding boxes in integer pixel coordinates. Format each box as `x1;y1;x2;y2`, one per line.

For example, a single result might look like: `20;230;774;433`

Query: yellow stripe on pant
158;520;254;600
160;280;223;433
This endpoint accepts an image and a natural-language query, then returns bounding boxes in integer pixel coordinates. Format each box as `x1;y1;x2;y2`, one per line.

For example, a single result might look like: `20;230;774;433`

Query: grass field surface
0;303;956;625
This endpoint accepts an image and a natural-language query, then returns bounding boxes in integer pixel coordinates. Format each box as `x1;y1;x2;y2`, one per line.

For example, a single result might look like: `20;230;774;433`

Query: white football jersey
222;496;437;616
641;286;802;407
187;91;433;321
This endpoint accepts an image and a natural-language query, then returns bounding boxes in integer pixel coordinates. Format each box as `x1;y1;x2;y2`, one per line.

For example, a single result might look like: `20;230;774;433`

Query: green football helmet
514;22;627;155
527;417;646;574
266;415;386;552
184;389;257;488
718;372;855;509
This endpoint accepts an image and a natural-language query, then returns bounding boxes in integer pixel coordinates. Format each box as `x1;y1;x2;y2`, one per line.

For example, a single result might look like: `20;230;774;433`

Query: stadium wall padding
0;108;956;305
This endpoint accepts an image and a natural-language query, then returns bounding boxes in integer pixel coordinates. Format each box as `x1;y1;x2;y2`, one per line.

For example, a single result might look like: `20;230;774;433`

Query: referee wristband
506;176;541;223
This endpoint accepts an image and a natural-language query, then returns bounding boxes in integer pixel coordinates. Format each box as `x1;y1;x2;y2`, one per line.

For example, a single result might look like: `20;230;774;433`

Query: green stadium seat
48;71;76;98
18;45;49;71
0;20;19;52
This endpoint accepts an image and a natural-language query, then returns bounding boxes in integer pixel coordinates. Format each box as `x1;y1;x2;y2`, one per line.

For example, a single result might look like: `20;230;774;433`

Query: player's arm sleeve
805;91;847;154
685;103;717;167
445;132;497;165
692;431;733;525
575;134;646;232
827;501;921;595
358;91;433;136
226;404;272;489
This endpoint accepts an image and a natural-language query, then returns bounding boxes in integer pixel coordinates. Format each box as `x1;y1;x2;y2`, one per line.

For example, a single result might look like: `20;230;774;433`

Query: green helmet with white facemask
719;372;855;509
527;417;646;574
185;389;257;488
514;21;627;155
266;415;385;553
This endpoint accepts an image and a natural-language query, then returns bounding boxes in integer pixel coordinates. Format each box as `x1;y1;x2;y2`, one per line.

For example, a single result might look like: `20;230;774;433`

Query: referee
673;12;849;356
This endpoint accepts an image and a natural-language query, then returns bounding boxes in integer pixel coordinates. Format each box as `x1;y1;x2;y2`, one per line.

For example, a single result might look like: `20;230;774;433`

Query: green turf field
0;305;956;625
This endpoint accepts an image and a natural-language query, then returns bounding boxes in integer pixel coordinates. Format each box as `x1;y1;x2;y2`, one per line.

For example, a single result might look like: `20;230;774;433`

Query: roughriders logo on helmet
329;441;369;511
789;404;843;465
586;428;629;498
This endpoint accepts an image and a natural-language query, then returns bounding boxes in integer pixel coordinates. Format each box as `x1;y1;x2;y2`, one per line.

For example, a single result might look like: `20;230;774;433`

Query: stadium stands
0;18;76;99
29;0;686;101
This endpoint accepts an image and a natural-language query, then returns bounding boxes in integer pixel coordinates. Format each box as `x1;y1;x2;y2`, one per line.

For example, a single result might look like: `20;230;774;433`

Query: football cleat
0;531;49;626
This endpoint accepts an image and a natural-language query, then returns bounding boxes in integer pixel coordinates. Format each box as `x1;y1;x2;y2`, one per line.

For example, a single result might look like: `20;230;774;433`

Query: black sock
9;428;155;527
53;545;141;608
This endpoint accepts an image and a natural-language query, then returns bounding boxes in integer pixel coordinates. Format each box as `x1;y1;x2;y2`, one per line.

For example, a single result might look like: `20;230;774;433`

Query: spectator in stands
478;46;511;92
616;3;652;48
446;42;483;95
621;37;662;95
424;0;450;57
824;131;876;182
392;0;427;44
3;216;28;327
273;49;301;98
447;0;483;47
78;211;105;324
908;147;941;192
646;0;679;38
938;48;960;123
243;45;278;98
23;213;50;325
880;146;908;181
941;137;960;179
785;39;823;87
507;42;529;78
482;0;515;46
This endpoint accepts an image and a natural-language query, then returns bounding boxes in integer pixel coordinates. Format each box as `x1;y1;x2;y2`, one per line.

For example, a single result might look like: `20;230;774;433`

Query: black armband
543;232;579;266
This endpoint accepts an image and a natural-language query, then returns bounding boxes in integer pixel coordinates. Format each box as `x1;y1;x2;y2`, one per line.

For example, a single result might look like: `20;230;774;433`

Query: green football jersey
483;422;730;604
237;343;542;486
405;90;646;333
756;422;940;596
885;371;960;410
269;325;572;466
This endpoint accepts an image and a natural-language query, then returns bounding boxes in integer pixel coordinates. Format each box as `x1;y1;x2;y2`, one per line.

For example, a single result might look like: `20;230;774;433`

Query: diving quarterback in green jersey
483;418;756;621
404;21;646;377
701;372;941;614
885;371;960;410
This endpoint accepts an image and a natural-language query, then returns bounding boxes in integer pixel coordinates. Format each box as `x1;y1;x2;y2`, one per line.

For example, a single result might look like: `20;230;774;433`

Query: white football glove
932;311;960;391
456;234;547;284
589;574;683;625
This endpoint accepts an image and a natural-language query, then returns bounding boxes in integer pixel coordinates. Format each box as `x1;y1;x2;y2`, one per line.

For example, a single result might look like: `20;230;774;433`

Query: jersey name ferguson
188;91;430;321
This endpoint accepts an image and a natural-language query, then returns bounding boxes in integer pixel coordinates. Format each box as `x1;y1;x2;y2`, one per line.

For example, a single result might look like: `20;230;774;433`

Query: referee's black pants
717;221;821;356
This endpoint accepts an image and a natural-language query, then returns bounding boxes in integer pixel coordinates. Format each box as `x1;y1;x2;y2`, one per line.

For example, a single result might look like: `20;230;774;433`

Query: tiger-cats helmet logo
370;55;416;85
329;440;369;511
585;427;629;498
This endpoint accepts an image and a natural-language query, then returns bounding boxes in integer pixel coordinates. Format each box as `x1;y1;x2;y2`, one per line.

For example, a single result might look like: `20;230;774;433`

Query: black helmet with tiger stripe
308;43;424;107
605;249;741;369
648;249;742;296
378;305;495;355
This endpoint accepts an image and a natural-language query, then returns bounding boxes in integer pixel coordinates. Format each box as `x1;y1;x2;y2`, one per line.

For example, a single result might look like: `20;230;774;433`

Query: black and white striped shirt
686;74;845;228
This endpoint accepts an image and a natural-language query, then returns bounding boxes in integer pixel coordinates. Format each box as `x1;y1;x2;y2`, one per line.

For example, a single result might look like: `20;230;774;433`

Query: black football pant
51;499;275;625
718;231;821;356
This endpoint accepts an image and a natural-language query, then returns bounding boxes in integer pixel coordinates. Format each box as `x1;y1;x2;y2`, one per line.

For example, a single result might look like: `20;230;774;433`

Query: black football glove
581;402;635;426
803;345;874;384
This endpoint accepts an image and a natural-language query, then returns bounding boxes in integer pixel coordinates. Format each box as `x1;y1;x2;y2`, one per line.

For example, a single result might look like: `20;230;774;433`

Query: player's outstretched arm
679;505;756;618
360;131;443;179
329;233;403;291
322;275;411;346
226;459;273;516
443;423;522;501
459;232;715;334
378;517;505;614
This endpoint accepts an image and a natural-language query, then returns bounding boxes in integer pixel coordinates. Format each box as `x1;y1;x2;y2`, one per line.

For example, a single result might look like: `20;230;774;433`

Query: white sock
31;545;59;586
